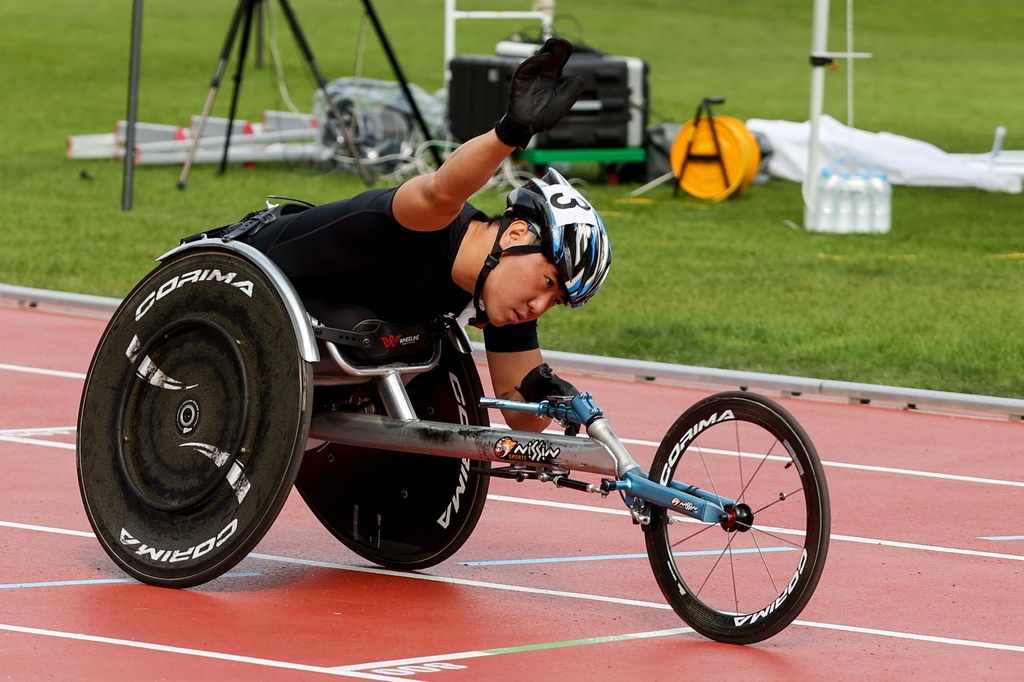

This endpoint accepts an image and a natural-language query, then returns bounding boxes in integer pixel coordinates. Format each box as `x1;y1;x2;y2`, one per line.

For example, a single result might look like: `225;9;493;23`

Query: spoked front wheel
644;391;830;644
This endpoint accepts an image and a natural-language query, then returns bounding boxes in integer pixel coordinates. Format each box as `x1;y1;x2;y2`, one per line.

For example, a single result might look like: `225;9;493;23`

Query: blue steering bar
607;471;737;524
478;392;604;426
478;393;736;524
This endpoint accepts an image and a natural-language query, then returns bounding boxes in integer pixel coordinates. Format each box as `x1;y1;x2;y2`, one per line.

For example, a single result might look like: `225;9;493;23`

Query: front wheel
644;391;830;644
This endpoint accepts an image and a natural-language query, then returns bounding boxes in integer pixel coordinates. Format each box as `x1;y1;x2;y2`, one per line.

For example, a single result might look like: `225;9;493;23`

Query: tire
644;391;829;643
77;249;313;587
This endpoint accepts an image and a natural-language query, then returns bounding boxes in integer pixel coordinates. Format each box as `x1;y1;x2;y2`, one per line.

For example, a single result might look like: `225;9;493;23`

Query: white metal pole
805;0;831;229
444;0;457;88
846;0;854;129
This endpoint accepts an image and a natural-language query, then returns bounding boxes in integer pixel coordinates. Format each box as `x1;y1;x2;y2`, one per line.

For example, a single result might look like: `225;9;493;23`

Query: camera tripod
176;0;441;190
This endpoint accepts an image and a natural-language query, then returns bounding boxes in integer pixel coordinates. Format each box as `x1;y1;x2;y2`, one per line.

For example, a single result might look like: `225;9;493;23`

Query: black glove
516;363;580;402
494;37;586;149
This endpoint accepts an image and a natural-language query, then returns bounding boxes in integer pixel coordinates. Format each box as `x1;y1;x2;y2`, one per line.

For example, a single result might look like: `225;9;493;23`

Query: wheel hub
720;503;753;532
176;398;200;435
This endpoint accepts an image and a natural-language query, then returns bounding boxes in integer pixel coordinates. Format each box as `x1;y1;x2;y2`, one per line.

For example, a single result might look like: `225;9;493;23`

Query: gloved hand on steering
494;37;586;149
516;363;580;402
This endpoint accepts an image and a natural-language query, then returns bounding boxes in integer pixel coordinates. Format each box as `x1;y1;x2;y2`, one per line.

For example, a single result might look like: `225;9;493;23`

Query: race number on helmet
506;168;612;308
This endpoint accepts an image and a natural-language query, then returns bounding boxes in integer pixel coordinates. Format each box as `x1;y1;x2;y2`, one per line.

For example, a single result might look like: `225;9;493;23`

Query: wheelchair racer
241;38;610;432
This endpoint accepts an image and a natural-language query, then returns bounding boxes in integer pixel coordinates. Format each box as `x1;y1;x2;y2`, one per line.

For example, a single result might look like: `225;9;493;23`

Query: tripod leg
220;0;257;175
255;0;264;69
275;0;374;186
360;0;442;168
177;0;251;190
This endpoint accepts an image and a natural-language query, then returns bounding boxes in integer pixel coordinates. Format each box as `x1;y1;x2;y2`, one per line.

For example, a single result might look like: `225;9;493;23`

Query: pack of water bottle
811;158;892;234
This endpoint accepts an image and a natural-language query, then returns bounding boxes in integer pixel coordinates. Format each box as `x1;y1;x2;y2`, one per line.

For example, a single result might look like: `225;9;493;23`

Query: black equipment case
448;51;649;149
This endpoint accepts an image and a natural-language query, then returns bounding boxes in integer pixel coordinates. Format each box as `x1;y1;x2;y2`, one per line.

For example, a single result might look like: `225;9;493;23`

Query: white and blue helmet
506;168;612;308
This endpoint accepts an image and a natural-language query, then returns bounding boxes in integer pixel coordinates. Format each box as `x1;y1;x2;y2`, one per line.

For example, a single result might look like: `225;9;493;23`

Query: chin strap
469;215;544;328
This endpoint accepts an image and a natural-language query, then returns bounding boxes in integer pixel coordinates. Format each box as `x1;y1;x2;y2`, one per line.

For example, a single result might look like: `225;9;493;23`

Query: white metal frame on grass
443;0;554;87
804;0;873;229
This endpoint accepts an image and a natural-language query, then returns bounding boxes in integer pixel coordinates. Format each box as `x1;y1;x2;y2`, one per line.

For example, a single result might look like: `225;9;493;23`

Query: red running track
1;302;1023;680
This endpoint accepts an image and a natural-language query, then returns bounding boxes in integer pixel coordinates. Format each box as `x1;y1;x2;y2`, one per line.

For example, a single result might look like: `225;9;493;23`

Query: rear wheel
78;250;312;587
644;391;830;643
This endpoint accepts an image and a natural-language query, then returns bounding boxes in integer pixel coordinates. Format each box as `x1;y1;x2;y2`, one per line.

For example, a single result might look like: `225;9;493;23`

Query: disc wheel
644;391;830;644
77;249;313;587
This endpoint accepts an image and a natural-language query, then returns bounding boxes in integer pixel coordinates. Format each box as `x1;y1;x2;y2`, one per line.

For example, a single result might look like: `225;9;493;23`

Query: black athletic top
243;187;538;353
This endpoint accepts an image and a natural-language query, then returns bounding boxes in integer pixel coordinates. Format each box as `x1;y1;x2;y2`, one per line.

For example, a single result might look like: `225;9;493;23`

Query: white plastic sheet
746;115;1021;194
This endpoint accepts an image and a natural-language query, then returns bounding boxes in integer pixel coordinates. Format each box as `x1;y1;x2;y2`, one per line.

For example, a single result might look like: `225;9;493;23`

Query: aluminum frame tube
307;411;621;477
585;418;643;479
375;371;418;421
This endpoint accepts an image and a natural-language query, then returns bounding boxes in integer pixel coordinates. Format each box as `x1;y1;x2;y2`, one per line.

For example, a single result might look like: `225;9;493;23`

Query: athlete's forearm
392;130;514;231
425;131;514;210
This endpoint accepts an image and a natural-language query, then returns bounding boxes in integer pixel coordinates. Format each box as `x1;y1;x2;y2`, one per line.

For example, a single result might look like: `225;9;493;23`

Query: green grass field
2;1;1023;396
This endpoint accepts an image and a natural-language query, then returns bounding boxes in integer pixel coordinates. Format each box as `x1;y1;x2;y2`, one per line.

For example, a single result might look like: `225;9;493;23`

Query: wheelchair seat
302;298;437;368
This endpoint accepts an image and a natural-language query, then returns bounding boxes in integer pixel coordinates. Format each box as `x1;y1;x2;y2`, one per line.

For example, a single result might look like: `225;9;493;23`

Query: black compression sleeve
483;320;539;353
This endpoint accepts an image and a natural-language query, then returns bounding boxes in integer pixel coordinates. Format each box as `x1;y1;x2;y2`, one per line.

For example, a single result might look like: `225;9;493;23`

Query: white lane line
457;546;795;566
792;620;1024;653
330;627;695;673
249;553;667;610
333;651;489;673
826;533;1024;562
0;521;94;538
333;619;1024;673
0;623;413;682
488;494;630;517
0;436;75;450
248;553;1024;655
485;494;1024;562
980;535;1024;541
0;426;76;451
817;458;1024;488
0;426;76;436
616;437;1024;489
0;572;260;590
1;521;1022;656
0;363;86;380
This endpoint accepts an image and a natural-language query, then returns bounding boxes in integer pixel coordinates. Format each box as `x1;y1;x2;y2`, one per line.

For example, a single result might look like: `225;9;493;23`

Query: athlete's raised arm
393;37;584;231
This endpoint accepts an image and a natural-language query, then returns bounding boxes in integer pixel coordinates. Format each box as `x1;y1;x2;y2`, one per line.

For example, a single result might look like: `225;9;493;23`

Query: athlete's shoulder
458;200;488;225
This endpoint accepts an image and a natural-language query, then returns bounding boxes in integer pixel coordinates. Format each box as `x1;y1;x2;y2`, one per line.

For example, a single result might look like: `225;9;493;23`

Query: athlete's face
483;221;567;327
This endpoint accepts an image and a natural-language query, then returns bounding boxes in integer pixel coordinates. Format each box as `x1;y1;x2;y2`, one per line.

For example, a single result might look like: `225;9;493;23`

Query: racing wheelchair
77;227;830;645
